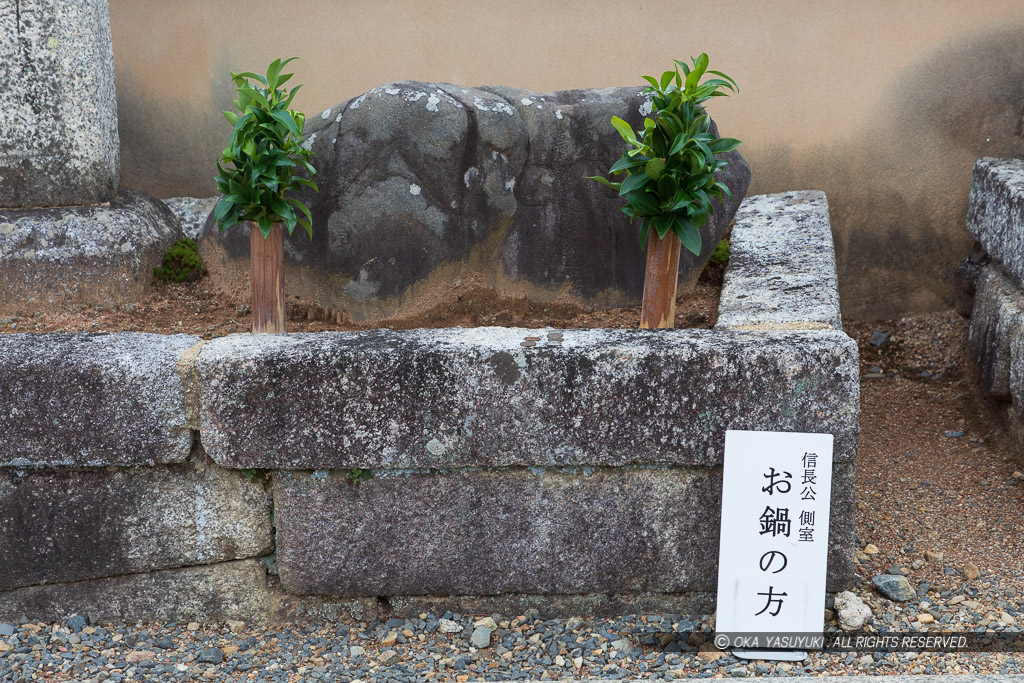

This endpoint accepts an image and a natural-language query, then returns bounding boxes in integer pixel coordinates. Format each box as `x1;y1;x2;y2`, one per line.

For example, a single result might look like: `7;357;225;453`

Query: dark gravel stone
872;574;917;601
197;647;224;663
65;614;88;633
869;331;892;347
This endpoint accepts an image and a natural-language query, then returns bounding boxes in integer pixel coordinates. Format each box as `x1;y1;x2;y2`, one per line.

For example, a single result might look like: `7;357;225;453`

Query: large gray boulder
200;82;750;321
0;189;183;315
0;0;119;207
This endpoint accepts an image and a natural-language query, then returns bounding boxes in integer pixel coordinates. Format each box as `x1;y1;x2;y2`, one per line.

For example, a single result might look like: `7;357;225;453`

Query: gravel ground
2;310;1023;682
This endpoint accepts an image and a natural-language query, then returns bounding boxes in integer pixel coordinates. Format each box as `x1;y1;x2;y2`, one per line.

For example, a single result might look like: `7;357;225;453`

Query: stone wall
0;193;859;624
966;158;1024;443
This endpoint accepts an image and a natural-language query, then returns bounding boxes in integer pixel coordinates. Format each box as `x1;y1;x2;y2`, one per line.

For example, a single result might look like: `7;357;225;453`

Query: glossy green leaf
624;188;659;215
619;172;650;196
609;156;645;173
610;116;638;144
268;109;300;137
660;70;675;90
645;157;666;181
675;217;702;256
585;175;621;190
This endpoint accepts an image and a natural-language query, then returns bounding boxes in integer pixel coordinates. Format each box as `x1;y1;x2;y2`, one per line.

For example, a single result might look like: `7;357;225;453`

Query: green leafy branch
586;54;741;256
214;57;318;239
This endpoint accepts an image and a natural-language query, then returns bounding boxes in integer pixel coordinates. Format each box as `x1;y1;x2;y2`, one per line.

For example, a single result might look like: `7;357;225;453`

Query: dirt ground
845;312;1024;591
0;275;722;337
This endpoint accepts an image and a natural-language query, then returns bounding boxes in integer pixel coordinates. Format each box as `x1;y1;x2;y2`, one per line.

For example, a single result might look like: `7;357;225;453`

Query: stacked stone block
0;333;273;622
0;193;859;623
966;158;1024;440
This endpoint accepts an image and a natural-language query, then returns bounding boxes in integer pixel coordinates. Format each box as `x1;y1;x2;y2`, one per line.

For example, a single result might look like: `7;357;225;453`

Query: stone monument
0;0;180;315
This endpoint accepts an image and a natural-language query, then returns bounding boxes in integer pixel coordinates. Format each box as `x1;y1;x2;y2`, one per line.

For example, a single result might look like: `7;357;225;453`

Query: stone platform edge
0;191;858;621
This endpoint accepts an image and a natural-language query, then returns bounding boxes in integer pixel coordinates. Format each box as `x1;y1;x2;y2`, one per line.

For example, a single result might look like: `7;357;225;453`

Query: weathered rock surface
0;560;271;623
968;266;1024;400
716;191;842;331
834;590;872;631
0;457;271;590
966;157;1024;290
955;243;988;318
0;190;183;314
274;464;854;596
199;82;749;321
0;332;198;467
197;328;858;470
163;196;218;241
872;574;916;602
0;0;119;207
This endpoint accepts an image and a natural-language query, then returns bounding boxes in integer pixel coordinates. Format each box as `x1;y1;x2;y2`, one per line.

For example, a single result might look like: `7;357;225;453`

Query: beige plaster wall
108;0;1024;319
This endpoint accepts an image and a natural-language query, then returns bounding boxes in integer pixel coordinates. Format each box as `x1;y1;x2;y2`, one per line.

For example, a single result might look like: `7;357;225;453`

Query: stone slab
0;560;271;624
968;266;1024;400
716;191;842;331
197;328;859;470
163;196;217;241
274;464;854;597
966;157;1024;291
0;457;272;591
0;332;199;467
0;190;183;315
0;0;119;207
200;82;749;322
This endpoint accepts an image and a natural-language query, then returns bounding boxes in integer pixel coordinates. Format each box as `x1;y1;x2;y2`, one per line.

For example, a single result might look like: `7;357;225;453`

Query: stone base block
274;464;854;599
0;190;181;315
0;457;271;591
0;560;271;624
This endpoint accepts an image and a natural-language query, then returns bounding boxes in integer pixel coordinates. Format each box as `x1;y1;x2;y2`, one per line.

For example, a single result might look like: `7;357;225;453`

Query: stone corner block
197;327;859;470
0;560;272;624
716;191;842;332
966;157;1024;289
0;332;201;467
0;457;272;591
0;190;182;315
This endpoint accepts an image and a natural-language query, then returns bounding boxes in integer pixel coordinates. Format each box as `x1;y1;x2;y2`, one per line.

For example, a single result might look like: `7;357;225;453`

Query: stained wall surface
108;0;1024;318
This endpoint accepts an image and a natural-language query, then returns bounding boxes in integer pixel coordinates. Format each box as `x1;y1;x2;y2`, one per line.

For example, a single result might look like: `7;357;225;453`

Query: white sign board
715;430;834;659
